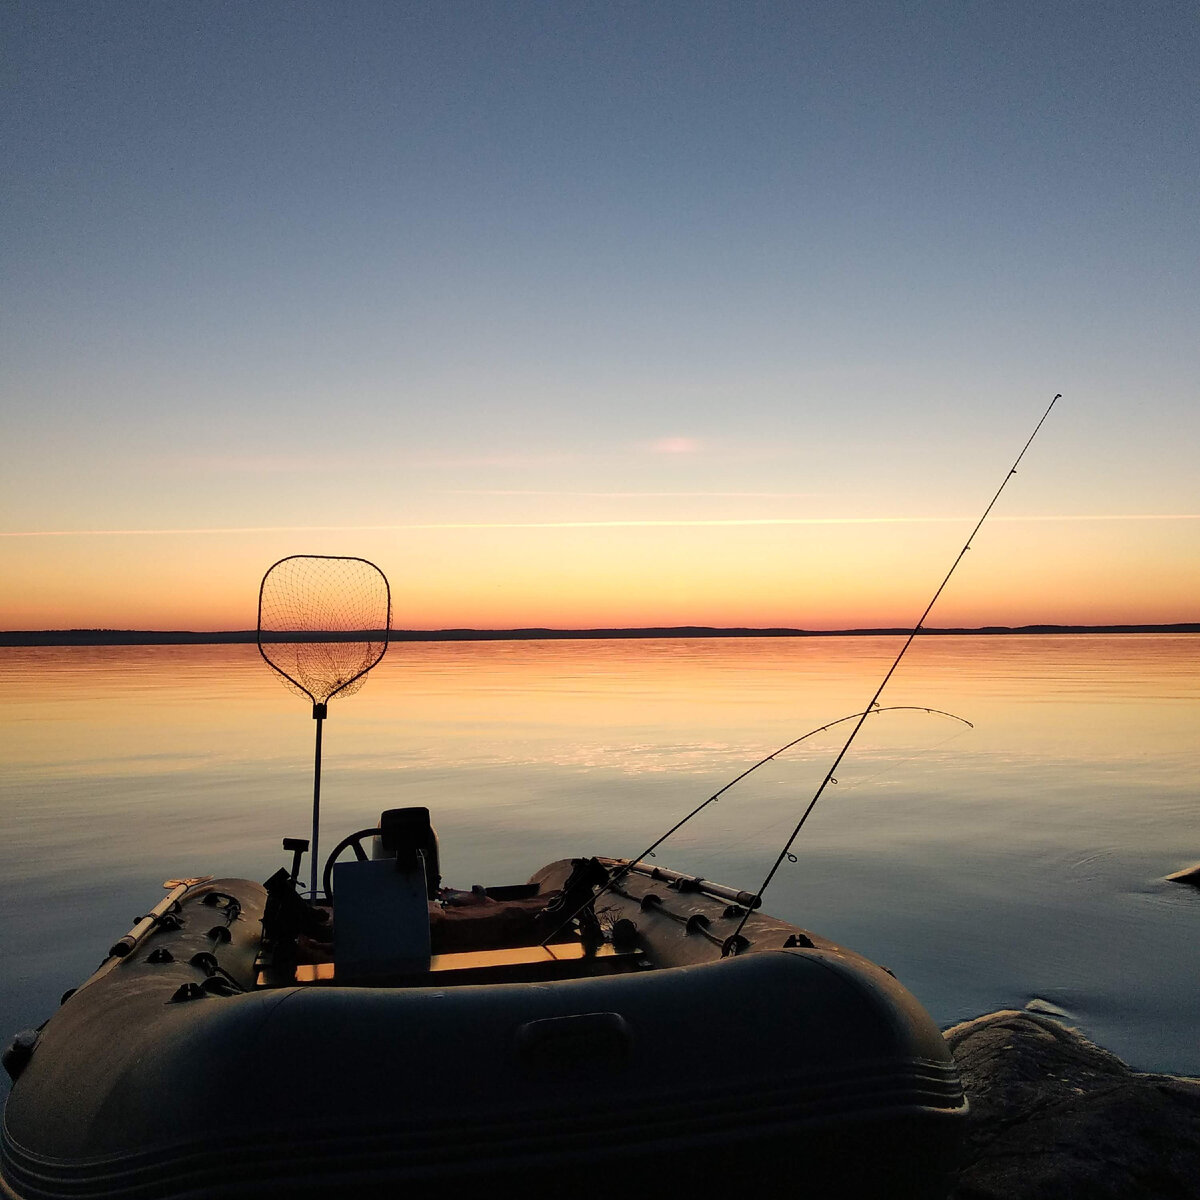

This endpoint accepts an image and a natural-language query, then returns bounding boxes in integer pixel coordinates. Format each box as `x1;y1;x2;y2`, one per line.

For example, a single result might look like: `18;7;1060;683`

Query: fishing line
811;723;978;798
540;704;970;944
619;706;972;860
659;718;975;857
724;393;1061;953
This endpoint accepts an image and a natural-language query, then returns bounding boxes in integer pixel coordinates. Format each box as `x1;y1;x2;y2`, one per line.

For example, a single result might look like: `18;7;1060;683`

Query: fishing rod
722;393;1061;954
541;703;972;945
610;706;970;869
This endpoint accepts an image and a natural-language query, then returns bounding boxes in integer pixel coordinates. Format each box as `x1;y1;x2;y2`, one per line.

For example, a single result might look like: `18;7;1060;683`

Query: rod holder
282;837;309;887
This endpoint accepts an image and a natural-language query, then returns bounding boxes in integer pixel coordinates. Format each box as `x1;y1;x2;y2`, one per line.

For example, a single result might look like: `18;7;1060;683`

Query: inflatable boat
2;807;966;1199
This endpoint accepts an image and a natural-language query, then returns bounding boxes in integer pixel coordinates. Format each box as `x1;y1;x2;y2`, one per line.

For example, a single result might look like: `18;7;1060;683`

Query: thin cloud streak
439;490;828;498
170;451;589;473
4;515;1198;538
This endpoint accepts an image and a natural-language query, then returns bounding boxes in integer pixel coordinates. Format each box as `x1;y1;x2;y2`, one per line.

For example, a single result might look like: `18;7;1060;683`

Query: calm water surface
1;635;1197;1079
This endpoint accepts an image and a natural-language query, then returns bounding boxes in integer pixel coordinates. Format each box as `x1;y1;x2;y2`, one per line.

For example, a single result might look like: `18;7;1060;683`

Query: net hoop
256;555;392;707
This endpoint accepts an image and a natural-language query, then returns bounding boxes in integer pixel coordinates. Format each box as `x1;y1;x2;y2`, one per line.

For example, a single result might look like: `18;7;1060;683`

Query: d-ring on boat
1;805;966;1199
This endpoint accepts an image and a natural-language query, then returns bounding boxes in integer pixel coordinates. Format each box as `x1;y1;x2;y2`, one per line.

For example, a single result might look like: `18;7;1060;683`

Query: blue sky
3;2;1197;628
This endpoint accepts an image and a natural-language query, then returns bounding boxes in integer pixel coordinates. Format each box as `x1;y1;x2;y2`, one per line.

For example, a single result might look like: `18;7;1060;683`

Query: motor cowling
371;807;441;899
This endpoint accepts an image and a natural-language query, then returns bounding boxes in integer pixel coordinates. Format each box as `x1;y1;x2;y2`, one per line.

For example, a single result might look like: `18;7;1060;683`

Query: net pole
310;702;327;899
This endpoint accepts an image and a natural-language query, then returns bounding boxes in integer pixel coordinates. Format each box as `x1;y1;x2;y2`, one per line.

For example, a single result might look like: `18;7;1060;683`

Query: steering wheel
322;827;381;902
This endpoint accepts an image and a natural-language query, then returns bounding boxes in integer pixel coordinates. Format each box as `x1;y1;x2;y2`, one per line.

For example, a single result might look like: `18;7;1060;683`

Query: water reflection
0;635;1197;1075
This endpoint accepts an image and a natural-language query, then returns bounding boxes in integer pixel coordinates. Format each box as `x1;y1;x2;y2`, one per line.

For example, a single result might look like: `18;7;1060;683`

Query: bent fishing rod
620;705;971;865
539;705;972;945
721;392;1061;954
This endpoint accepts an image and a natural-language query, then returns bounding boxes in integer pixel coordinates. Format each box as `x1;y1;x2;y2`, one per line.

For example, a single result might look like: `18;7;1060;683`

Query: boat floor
257;856;847;989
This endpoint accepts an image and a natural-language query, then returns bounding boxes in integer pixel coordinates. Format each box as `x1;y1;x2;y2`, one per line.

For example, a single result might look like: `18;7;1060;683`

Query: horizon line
3;621;1196;645
3;513;1199;538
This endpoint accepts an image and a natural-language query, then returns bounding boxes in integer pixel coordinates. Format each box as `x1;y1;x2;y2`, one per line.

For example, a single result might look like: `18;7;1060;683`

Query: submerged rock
946;1010;1200;1199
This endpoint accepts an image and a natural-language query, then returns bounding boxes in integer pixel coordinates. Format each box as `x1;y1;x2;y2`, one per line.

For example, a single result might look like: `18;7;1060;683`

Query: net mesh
257;556;391;705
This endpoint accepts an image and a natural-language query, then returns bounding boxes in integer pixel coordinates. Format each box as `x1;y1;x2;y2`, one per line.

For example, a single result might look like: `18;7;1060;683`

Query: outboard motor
371;807;441;899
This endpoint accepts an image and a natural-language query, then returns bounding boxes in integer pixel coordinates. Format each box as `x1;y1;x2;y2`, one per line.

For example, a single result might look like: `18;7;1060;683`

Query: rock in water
1165;862;1200;886
946;1010;1200;1199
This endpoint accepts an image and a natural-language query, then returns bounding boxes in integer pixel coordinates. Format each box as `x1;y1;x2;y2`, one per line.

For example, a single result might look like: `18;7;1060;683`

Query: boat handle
516;1011;633;1070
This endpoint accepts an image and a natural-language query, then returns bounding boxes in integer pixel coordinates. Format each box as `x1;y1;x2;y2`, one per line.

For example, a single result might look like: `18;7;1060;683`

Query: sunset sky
3;2;1197;631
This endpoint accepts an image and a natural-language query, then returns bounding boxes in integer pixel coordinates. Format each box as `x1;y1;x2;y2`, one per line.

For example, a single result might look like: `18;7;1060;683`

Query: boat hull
3;871;965;1198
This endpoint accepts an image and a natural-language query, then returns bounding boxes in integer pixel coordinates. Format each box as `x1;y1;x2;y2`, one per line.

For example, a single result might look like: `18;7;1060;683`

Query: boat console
329;807;437;982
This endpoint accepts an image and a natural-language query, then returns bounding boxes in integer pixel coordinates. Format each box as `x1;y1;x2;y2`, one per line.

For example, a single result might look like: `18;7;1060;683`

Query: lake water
1;635;1197;1084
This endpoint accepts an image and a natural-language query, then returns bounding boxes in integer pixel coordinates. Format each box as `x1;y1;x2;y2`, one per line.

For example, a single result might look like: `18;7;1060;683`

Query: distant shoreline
1;624;1197;647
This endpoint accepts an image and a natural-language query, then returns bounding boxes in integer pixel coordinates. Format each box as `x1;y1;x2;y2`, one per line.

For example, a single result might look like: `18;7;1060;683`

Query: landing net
257;555;391;706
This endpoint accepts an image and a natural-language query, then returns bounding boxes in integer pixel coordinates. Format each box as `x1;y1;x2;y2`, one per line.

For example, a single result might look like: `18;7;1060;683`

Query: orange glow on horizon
2;513;1197;632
